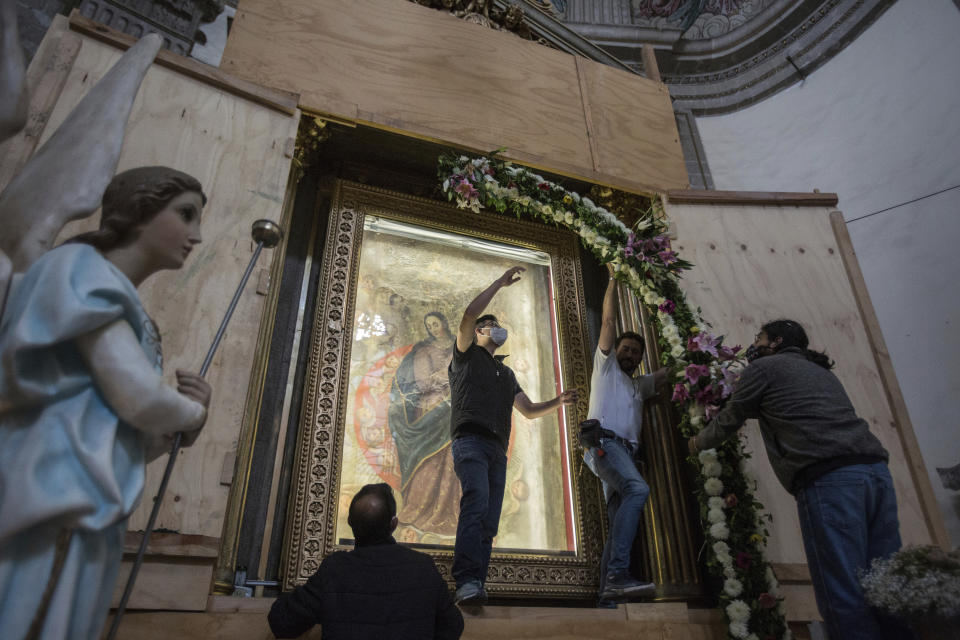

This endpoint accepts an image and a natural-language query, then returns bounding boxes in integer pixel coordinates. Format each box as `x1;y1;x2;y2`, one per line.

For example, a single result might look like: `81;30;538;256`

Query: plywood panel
663;202;931;563
578;61;688;191
220;0;688;193
41;36;299;538
111;557;213;610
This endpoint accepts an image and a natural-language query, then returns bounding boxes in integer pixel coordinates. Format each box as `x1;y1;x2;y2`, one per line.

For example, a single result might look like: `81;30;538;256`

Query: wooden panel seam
573;56;601;174
667;189;839;207
67;10;300;116
829;211;950;548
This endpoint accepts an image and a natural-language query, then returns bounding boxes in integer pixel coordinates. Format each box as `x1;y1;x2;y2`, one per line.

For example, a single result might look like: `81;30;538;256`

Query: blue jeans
451;435;507;587
796;462;913;640
584;438;650;590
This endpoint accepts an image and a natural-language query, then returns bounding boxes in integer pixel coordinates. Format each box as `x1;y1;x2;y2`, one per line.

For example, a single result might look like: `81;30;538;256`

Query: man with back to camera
267;483;463;639
688;319;912;640
449;265;579;605
584;264;668;607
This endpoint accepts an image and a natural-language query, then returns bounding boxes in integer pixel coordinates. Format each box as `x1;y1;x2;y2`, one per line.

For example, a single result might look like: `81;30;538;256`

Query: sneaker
455;580;486;605
599;571;656;600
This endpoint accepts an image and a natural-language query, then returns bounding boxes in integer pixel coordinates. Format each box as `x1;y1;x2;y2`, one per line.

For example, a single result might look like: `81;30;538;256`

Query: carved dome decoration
554;0;897;114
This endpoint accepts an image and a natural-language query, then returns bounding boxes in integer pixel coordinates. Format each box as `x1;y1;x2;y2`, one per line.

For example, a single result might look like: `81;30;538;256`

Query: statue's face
136;191;203;270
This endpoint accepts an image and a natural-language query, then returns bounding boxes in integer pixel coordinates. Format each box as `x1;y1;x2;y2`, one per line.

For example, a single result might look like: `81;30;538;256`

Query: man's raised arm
455;266;525;352
599;263;618;355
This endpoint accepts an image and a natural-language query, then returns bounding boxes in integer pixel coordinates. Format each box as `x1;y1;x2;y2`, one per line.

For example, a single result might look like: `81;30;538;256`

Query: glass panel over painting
335;216;576;556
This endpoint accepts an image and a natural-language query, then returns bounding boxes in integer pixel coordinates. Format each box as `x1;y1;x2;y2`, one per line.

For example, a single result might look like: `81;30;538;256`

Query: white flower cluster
861;549;960;618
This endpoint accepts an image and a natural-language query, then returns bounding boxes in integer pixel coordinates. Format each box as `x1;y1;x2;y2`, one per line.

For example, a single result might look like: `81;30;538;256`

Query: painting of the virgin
336;215;574;554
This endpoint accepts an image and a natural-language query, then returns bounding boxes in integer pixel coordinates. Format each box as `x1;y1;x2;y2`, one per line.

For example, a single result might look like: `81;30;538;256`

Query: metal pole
106;220;281;640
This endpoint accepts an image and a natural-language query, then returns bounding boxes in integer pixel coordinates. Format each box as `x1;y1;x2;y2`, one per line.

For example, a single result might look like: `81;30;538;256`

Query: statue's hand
176;370;211;447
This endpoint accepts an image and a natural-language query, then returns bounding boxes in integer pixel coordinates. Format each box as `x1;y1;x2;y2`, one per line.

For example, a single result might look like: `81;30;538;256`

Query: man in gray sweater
689;319;909;640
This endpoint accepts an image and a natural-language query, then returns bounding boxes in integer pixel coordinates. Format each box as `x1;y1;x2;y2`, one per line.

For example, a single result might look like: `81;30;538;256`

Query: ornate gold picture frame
281;180;605;598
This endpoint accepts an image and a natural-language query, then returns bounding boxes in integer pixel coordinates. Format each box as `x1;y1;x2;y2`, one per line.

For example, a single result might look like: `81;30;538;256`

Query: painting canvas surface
334;216;575;554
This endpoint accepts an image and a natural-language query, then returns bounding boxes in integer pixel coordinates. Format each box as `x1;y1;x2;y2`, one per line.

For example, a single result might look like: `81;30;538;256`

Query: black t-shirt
448;342;523;450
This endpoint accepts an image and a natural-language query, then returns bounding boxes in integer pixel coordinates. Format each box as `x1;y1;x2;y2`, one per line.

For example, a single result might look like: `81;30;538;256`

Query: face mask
488;327;508;345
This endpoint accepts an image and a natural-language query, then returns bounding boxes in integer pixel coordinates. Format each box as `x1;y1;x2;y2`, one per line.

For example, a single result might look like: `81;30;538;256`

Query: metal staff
106;219;283;640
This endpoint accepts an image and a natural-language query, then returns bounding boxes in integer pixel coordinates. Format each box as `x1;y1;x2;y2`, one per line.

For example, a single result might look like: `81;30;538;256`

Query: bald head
347;483;398;544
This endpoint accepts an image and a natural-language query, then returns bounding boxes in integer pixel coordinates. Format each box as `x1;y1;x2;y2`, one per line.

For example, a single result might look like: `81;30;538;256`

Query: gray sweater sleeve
696;363;767;450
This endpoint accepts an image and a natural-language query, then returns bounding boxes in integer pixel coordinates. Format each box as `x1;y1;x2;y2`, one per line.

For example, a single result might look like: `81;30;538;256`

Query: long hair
66;166;206;252
761;319;834;370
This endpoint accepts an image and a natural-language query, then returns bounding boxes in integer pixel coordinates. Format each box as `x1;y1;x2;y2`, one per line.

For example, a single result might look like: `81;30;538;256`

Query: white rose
725;600;750;623
708;497;725;511
723;578;743;597
690;415;702;427
702;460;723;478
707;508;725;524
670;345;685;358
564;211;574;224
698;449;718;465
704;478;723;496
709;521;729;539
723;564;736;578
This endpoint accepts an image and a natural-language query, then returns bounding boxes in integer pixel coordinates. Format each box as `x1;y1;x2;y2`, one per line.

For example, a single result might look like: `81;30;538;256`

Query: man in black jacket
268;483;464;640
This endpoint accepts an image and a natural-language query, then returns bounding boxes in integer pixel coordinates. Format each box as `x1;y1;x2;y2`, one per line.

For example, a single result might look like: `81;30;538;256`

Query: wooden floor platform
102;596;741;639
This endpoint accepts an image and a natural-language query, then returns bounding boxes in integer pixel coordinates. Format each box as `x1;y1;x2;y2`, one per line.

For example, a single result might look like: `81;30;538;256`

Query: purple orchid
717;344;741;361
671;383;690;403
658;249;678;265
693;384;719;405
685;364;710;385
687;332;720;358
718;367;740;398
658;299;676;314
454;178;478;200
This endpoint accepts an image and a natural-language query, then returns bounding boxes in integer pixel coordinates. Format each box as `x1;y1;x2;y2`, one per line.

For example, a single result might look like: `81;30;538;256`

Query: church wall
694;0;960;546
219;0;688;195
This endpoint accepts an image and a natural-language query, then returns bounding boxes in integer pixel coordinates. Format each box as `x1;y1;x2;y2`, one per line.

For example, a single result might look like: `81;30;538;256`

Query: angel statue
0;4;213;638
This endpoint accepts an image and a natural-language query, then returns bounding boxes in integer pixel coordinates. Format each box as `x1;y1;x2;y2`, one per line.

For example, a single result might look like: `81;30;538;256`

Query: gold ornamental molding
280;180;605;597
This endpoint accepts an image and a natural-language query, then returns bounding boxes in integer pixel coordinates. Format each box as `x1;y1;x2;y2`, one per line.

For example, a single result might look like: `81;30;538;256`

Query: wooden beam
771;562;811;584
124;532;220;559
641;44;661;83
67;10;300;116
667;189;839;207
829;211;951;548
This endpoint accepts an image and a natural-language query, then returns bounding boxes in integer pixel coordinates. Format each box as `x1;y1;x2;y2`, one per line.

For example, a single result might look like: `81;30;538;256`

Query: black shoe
599;571;655;600
596;597;620;609
455;580;486;605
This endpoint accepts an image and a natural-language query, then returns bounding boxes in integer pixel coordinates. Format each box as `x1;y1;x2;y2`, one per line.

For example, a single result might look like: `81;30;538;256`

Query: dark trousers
451;434;507;588
796;462;914;640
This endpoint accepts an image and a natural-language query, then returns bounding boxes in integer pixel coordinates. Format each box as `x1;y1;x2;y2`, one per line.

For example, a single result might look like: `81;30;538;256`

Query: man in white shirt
584;264;668;606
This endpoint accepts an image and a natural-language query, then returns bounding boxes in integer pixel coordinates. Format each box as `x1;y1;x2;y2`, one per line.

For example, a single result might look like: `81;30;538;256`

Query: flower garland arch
438;153;790;640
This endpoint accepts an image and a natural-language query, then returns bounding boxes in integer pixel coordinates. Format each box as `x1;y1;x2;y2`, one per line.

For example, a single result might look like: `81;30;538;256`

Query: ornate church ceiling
556;0;898;114
414;0;897;115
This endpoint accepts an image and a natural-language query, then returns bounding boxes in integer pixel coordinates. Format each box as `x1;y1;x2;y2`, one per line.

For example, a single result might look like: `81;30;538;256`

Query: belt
599;428;637;454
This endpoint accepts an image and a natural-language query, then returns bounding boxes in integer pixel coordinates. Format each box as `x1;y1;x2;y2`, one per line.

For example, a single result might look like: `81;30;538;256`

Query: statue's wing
0;0;27;143
0;31;162;275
